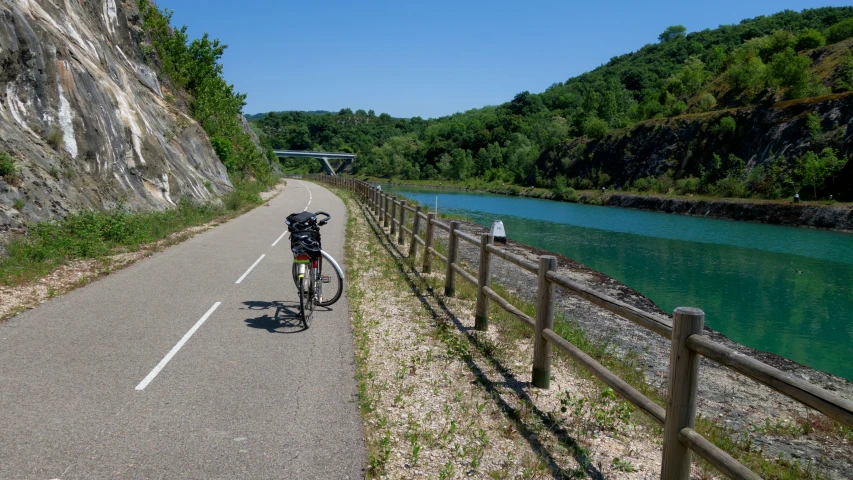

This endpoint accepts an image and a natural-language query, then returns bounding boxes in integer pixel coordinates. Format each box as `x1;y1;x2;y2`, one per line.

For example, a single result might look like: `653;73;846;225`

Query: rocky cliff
537;90;853;200
0;0;231;233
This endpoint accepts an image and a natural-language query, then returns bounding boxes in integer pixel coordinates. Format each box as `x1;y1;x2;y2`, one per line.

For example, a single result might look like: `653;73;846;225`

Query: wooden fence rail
307;174;853;480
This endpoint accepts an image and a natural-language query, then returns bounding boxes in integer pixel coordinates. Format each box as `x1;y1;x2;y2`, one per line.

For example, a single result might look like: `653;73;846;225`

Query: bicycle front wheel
316;254;343;307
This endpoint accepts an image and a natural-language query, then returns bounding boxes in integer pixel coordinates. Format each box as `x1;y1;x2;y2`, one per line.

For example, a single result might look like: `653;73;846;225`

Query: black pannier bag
286;211;318;233
286;212;322;255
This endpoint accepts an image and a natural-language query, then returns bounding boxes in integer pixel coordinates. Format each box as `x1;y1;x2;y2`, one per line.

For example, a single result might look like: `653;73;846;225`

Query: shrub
835;52;853;91
47;127;64;150
726;54;767;100
0;153;17;181
695;93;717;112
582;116;609;139
794;29;826;51
825;18;853;44
552;176;577;201
806;112;823;140
632;177;653;192
713;116;737;135
744;165;767;193
578;177;595;190
653;172;675;194
713;177;748;197
670;100;687;116
675;176;701;194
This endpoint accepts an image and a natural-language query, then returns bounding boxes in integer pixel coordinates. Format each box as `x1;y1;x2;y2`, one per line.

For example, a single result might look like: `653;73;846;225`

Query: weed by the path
0;180;273;287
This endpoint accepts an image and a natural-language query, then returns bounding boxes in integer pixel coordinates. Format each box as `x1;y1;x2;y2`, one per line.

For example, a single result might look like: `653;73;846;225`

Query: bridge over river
274;150;355;176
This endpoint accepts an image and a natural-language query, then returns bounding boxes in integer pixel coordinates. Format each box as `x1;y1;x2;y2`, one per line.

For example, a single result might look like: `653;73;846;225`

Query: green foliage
695;92;717;112
795;147;848;198
669;100;687;116
251;7;853;188
767;47;822;98
713;176;748;197
794;28;826;50
713;116;737;135
47;126;64;150
0;153;18;183
806;112;823;139
551;175;577;201
825;17;853;43
659;25;687;43
834;52;853;91
582;116;609;139
675;176;701;194
136;0;271;182
726;51;768;99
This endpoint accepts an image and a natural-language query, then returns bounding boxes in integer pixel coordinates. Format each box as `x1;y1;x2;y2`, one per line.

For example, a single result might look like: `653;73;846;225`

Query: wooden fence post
390;197;398;236
475;233;492;331
383;194;390;228
532;256;558;389
661;307;705;480
409;206;422;257
424;213;435;273
445;221;461;297
398;200;407;244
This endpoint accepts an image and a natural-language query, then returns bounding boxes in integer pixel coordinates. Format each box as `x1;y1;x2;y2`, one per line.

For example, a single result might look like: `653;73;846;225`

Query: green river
383;185;853;381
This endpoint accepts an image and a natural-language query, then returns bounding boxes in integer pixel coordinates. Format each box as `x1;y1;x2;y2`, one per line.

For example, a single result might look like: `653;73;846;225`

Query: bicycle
286;211;345;329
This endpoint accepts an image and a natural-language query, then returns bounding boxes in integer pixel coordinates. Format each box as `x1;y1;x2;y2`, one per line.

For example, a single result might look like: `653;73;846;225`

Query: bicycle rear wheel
316;255;343;307
299;275;314;329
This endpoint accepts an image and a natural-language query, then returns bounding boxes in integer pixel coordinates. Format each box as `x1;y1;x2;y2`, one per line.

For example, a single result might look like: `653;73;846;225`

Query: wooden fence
308;174;853;480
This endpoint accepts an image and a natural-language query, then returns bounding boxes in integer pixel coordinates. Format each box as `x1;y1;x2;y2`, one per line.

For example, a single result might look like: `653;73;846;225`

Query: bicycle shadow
242;300;335;333
242;300;306;333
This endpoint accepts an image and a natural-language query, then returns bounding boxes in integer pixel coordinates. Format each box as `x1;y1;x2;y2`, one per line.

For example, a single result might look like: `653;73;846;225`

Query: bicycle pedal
321;276;331;283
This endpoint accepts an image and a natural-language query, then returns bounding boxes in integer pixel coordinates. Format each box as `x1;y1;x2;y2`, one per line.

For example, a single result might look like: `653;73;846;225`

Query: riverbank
357;177;853;232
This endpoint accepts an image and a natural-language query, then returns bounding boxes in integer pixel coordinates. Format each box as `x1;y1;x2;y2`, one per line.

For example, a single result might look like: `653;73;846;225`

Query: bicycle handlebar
313;211;331;226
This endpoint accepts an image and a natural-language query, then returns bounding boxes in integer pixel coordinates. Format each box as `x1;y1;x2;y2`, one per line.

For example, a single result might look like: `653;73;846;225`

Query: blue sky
158;0;853;119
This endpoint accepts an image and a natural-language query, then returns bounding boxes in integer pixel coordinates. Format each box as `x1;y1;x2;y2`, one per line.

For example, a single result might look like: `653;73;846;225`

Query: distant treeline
254;7;853;199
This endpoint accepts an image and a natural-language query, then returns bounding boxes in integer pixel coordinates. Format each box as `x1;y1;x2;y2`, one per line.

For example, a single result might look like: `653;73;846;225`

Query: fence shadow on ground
358;200;604;480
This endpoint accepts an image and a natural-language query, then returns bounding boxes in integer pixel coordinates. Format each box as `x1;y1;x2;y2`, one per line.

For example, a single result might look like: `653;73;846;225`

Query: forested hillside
254;7;853;200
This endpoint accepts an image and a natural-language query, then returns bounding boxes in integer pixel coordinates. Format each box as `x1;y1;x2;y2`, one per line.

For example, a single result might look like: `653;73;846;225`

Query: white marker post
490;220;507;245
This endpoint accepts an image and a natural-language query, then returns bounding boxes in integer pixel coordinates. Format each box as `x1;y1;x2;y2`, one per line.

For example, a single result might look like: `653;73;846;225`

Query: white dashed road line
271;231;288;247
300;181;313;211
235;254;265;284
135;302;222;391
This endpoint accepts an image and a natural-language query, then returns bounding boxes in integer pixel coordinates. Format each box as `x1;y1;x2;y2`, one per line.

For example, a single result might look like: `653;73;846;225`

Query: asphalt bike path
0;181;365;479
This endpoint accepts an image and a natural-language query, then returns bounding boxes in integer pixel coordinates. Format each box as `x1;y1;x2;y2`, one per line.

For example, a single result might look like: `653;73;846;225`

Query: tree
825;17;853;43
795;148;848;198
678;56;711;96
767;47;817;98
582;116;609;139
794;28;825;51
726;52;767;100
659;25;686;43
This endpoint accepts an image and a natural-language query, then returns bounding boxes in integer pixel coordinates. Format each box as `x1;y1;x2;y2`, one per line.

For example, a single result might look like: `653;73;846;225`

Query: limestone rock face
0;0;231;232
